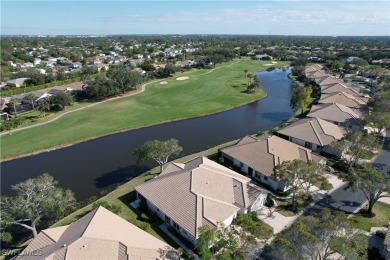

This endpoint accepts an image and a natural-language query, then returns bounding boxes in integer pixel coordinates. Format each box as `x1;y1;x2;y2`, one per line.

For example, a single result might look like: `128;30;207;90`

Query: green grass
349;201;390;231
274;196;313;217
0;59;290;160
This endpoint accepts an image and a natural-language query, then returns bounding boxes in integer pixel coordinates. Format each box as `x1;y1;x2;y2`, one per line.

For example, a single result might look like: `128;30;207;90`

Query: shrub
376;230;386;238
233;211;273;239
140;213;150;222
92;201;122;214
137;221;151;232
265;196;275;207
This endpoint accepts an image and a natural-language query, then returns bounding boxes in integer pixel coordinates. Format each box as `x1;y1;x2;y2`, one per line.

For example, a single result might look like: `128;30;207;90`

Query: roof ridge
81;207;102;237
309;119;324;146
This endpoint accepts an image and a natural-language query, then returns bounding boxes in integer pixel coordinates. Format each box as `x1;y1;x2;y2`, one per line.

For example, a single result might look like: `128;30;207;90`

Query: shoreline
1;90;267;162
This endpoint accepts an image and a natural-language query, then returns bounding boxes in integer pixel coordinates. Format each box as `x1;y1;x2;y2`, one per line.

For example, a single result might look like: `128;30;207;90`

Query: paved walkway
258;207;297;234
159;223;199;260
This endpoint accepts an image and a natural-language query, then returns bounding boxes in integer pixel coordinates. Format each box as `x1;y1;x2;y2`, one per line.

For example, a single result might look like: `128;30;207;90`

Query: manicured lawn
0;59;290;160
349;201;390;231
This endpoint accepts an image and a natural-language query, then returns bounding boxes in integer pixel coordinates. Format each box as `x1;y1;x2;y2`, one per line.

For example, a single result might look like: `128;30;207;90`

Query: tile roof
18;206;172;260
221;135;324;178
320;82;360;95
315;76;344;86
307;103;362;125
135;157;267;238
319;92;367;109
276;118;347;146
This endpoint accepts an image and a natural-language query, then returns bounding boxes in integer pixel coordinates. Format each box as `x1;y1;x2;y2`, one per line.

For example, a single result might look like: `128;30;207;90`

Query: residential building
221;135;325;191
320;82;361;96
315;76;344;87
17;206;175;259
135;157;268;246
276;117;347;154
6;78;29;88
318;92;367;109
307;103;363;131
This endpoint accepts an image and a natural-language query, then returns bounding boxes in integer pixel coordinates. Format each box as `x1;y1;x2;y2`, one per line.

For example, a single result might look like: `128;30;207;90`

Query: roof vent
63;244;67;247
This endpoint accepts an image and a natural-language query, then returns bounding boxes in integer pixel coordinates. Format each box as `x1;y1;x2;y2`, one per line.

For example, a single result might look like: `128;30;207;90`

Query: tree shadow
94;164;149;189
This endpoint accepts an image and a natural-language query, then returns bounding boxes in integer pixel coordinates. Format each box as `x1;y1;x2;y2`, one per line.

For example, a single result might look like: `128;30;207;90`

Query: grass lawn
349;201;390;231
0;59;290;160
274;196;313;217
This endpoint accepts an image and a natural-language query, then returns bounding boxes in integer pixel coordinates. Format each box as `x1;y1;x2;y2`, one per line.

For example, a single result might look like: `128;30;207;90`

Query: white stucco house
135;157;268;246
221;135;326;191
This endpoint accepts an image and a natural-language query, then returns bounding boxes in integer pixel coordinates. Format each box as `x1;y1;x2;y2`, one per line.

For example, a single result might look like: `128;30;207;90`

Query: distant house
175;60;194;69
132;68;146;75
307;103;363;131
318;92;368;109
89;55;104;64
90;63;109;72
254;54;273;60
135;157;268;246
305;64;324;76
221;135;325;191
17;206;176;259
6;78;29;88
276;117;347;154
19;91;52;105
132;54;144;59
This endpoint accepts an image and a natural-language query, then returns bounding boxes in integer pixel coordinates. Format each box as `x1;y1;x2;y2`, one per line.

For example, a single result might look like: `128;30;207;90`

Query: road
371;134;390;173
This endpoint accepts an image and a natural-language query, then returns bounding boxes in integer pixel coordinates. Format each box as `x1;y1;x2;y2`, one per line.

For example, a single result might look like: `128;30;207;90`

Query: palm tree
9;98;18;117
246;73;253;86
244;69;248;78
36;98;50;117
24;93;36;110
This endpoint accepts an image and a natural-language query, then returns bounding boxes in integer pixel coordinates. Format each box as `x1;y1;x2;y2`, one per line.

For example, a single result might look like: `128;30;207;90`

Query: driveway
304;182;367;217
371;134;390;173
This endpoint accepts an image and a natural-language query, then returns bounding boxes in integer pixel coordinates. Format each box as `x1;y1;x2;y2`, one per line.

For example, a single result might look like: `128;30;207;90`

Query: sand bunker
176;76;189;81
160;81;168;84
263;64;274;66
271;61;278;64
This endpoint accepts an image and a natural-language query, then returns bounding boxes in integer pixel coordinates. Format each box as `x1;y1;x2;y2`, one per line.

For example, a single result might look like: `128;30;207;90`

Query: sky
1;1;389;36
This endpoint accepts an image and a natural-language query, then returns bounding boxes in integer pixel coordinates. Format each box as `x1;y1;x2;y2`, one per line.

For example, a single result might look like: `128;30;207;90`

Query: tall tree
290;84;312;114
346;163;390;215
0;173;76;241
24;93;36;110
246;73;253;86
267;209;367;260
9;98;18;116
363;111;390;135
36;97;50;117
133;138;182;172
329;131;381;167
275;159;328;210
50;91;73;110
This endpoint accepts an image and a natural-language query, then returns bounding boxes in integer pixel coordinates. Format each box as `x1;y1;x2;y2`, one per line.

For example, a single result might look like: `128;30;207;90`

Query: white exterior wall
253;171;281;190
290;137;321;152
222;213;237;227
145;198;198;246
250;193;268;212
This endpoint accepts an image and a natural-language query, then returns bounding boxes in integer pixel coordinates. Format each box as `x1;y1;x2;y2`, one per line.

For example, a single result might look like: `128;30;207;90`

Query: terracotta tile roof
135;157;267;238
221;135;324;177
18;206;172;259
319;92;367;109
306;70;328;79
315;76;344;86
321;83;360;96
277;118;347;147
307;103;362;125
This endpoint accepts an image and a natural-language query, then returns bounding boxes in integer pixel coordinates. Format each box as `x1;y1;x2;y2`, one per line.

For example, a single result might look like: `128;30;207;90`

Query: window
264;176;268;181
305;142;312;149
173;222;180;230
165;215;170;224
156;208;160;212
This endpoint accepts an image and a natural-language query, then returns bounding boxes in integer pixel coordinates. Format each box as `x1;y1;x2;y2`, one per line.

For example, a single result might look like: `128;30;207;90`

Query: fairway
0;59;290;160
